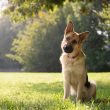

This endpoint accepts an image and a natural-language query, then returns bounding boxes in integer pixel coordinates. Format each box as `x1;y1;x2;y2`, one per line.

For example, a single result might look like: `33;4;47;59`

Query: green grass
0;72;110;110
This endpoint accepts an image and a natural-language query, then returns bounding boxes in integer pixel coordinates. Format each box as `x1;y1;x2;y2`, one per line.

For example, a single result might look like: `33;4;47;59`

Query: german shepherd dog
60;21;96;102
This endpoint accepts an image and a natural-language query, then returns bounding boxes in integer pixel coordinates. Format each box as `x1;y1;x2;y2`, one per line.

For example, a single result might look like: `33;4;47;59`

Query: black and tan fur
60;21;96;102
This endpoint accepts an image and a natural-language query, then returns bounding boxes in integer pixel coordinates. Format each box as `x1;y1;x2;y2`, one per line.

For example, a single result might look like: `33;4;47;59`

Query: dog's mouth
63;44;73;53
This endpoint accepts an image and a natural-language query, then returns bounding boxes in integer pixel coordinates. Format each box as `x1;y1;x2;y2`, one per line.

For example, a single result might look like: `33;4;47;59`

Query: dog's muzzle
63;44;73;53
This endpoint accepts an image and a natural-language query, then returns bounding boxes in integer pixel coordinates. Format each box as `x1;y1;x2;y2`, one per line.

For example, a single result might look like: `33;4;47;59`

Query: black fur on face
85;75;91;88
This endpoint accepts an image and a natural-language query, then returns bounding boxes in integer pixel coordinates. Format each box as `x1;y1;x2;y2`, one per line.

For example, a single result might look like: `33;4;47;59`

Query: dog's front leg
63;81;70;99
76;82;83;102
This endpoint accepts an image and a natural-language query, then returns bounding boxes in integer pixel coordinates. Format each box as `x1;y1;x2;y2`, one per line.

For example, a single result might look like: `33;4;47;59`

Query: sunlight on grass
0;72;110;110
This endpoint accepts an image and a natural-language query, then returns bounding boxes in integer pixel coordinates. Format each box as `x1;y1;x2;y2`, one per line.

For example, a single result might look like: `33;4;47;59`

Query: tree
6;0;109;22
0;16;24;71
7;0;110;72
5;0;66;22
7;11;64;71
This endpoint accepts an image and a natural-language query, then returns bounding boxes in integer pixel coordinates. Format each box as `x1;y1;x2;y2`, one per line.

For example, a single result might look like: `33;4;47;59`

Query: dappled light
0;0;109;72
0;0;110;109
0;73;110;110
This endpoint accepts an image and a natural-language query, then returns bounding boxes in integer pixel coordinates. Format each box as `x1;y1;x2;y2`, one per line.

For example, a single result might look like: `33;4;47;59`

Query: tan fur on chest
60;53;86;74
60;53;86;87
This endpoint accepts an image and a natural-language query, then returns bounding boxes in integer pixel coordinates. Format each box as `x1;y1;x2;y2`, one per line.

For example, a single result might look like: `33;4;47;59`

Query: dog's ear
64;21;74;35
79;31;89;43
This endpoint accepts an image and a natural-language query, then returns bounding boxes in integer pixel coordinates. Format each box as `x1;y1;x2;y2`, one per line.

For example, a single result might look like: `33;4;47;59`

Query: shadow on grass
85;81;110;110
96;80;110;98
24;81;63;94
24;80;110;96
20;81;110;110
24;80;110;100
0;82;65;110
0;96;59;110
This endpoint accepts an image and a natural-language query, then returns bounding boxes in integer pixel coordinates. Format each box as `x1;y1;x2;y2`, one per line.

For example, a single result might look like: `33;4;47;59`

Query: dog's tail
85;74;91;88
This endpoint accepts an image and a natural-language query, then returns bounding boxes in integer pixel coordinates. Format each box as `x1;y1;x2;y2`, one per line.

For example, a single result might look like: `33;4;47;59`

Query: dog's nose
63;44;73;53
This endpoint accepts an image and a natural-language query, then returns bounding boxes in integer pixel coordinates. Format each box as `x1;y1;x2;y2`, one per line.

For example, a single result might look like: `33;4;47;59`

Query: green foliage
6;0;107;22
0;72;110;110
7;10;64;71
0;16;24;71
7;0;110;72
5;0;66;22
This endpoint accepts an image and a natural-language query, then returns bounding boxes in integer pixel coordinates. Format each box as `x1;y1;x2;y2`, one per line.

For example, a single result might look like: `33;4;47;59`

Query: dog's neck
67;50;85;60
67;52;79;59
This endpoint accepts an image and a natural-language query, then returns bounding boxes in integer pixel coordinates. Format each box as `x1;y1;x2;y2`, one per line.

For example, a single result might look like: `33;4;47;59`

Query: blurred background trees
0;16;24;71
0;0;110;72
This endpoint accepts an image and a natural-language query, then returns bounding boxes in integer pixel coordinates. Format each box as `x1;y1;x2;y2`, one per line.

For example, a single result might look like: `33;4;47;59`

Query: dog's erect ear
64;21;74;35
79;31;89;43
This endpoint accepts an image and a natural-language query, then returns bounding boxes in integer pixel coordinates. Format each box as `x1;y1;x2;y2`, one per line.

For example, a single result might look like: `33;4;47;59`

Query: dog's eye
66;37;70;41
71;40;77;44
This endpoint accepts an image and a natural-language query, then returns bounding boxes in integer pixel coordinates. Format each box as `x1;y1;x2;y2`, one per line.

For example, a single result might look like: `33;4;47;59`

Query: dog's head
61;21;89;57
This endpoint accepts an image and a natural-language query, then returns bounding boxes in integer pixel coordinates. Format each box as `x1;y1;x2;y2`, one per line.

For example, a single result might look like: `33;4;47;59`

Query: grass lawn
0;72;110;110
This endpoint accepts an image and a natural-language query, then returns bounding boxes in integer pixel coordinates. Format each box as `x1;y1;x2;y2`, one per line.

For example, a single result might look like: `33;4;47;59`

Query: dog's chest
64;63;84;77
61;56;85;75
62;57;86;86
